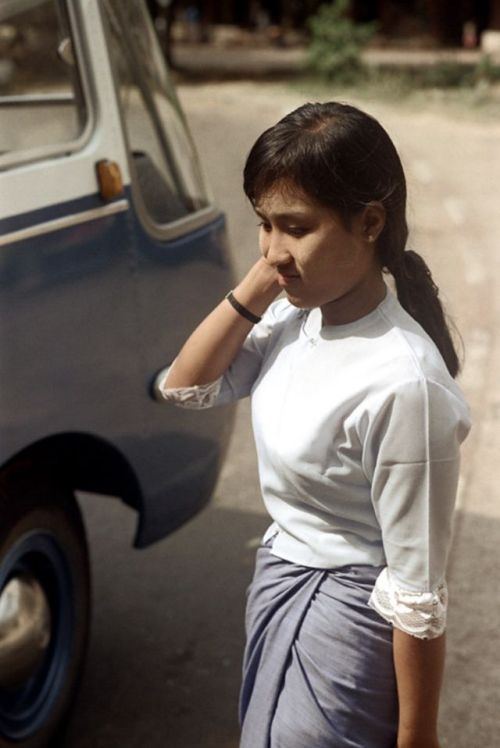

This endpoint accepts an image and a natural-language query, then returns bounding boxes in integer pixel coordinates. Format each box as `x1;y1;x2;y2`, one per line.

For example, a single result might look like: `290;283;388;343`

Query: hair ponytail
387;250;460;378
243;101;462;378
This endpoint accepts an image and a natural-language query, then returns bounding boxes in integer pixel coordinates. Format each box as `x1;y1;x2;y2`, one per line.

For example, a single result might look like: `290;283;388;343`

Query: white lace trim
154;367;222;409
368;567;447;640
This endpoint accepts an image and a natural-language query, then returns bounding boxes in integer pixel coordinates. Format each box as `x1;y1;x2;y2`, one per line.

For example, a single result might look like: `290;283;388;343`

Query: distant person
156;101;471;748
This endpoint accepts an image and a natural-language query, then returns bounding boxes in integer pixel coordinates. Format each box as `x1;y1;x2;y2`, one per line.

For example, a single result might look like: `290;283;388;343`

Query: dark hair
243;101;460;378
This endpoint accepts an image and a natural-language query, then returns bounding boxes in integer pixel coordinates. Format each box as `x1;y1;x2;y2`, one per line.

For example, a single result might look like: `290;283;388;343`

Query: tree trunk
490;0;500;29
424;0;464;44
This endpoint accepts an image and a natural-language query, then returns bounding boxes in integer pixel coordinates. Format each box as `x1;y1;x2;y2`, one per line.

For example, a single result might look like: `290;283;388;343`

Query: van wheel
0;483;90;747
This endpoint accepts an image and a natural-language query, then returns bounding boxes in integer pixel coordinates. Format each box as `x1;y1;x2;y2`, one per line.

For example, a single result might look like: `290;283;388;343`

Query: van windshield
104;0;210;224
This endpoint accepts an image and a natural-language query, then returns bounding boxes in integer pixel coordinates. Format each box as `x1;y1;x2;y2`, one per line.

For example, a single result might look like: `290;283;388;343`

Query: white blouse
156;290;471;639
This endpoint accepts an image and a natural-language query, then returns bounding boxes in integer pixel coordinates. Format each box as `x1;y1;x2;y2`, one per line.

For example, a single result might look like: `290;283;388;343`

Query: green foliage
391;57;500;90
420;62;474;88
475;54;500;84
306;0;376;84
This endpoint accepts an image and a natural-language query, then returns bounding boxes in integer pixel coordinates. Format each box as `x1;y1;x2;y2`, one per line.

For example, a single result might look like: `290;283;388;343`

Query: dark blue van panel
0;190;235;547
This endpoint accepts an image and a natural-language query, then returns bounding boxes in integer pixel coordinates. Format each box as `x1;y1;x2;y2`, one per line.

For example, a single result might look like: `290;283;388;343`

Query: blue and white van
0;2;235;745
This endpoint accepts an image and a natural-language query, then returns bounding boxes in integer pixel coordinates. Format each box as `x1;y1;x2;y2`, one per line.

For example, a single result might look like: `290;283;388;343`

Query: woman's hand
233;257;281;318
163;257;281;390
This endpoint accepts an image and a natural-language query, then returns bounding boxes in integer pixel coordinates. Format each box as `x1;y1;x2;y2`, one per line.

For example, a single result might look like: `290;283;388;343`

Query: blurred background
3;0;500;85
146;0;500;49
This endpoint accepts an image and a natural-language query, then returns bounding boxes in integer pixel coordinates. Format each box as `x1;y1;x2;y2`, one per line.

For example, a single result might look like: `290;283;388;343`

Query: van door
102;0;236;547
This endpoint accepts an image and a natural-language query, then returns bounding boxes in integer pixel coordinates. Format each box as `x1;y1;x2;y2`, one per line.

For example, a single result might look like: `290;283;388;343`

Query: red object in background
463;20;478;48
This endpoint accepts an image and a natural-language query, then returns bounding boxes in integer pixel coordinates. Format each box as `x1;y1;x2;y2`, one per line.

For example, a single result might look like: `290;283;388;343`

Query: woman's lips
277;272;300;287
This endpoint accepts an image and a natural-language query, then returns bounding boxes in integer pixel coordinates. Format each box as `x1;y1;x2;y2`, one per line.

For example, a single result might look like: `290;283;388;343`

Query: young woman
156;102;471;748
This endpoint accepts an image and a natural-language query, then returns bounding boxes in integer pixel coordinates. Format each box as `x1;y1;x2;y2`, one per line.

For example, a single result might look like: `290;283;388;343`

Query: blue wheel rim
0;530;75;741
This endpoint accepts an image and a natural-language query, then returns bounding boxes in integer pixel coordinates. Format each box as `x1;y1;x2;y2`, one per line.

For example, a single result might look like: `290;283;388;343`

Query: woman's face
255;183;385;325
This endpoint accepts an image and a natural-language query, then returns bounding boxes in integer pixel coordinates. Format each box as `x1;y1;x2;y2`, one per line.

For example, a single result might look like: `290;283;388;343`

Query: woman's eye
287;227;308;237
257;221;271;232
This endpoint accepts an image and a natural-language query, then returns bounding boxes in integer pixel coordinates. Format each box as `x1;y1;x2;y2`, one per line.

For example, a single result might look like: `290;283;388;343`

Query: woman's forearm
165;258;280;388
393;628;445;748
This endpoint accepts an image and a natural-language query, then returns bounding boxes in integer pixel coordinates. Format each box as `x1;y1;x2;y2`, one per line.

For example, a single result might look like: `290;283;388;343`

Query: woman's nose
261;231;291;267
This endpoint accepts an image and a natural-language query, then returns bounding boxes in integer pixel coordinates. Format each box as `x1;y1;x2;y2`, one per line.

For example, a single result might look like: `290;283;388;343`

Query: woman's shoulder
358;294;469;423
360;354;471;452
378;293;460;387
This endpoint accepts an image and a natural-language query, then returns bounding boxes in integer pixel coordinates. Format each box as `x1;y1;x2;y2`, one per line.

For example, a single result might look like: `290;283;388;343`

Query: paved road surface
63;83;500;747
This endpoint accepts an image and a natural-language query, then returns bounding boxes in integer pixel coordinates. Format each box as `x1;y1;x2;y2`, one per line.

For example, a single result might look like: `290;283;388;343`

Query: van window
0;0;87;170
103;0;210;225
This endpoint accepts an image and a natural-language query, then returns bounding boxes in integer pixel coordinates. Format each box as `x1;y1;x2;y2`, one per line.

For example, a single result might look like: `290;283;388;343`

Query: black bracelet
225;290;262;324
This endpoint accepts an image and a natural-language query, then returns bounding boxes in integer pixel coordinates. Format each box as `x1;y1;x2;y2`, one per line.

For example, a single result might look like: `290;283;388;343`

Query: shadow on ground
440;508;500;746
63;499;268;748
63;494;500;747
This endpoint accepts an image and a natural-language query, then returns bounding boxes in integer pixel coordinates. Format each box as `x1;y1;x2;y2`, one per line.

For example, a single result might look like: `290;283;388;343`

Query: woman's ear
359;202;386;244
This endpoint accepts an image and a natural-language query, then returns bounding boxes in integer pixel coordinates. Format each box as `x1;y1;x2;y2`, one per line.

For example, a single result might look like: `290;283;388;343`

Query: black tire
0;474;90;748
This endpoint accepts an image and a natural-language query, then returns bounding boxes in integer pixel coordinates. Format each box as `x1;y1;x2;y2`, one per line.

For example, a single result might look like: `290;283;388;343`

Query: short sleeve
369;567;448;639
363;378;471;637
156;298;292;409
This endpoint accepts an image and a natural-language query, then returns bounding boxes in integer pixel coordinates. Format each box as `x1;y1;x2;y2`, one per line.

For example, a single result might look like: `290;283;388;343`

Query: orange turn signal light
96;159;124;201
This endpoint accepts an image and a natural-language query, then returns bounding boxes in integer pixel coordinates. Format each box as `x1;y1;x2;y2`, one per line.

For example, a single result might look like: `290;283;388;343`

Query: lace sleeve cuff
154;366;223;409
368;567;448;640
